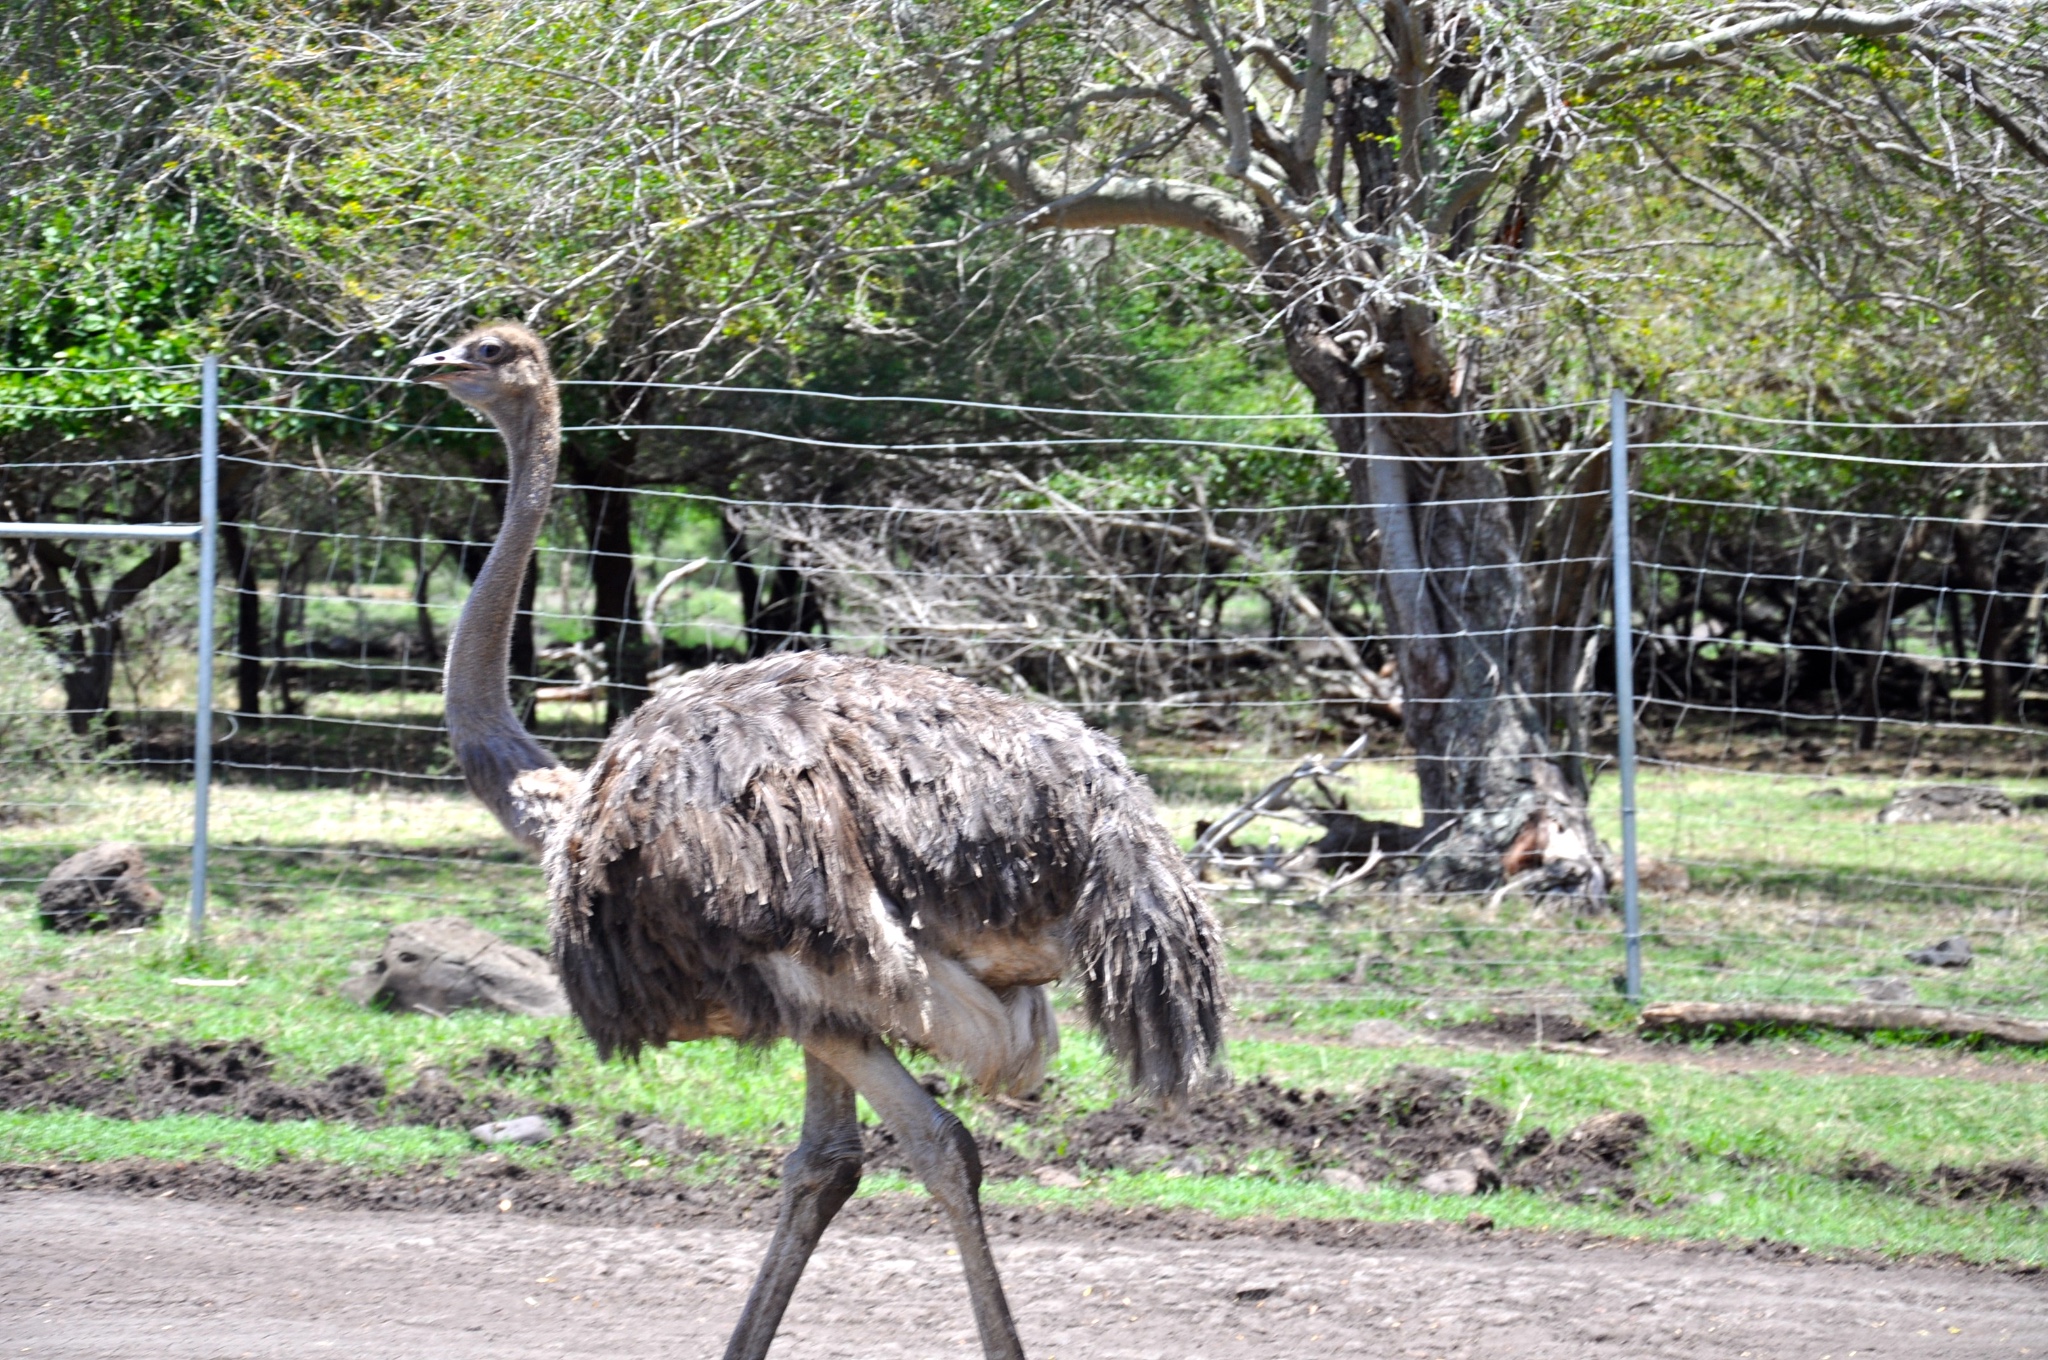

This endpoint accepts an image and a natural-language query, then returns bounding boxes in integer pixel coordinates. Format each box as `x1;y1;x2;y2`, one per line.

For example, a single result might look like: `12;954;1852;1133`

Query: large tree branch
996;152;1267;261
1618;2;1980;79
1385;0;1434;197
1293;0;1333;168
1184;0;1252;178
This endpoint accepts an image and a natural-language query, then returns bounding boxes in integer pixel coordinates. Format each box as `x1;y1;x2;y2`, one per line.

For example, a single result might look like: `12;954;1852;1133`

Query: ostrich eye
477;339;504;360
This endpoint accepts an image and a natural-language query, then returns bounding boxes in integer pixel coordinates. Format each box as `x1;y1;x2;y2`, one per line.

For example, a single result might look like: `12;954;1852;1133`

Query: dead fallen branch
1638;1001;2048;1047
1191;732;1374;865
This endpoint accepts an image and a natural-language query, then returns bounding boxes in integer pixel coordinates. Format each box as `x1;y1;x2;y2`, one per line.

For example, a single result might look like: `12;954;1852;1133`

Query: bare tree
848;0;2047;893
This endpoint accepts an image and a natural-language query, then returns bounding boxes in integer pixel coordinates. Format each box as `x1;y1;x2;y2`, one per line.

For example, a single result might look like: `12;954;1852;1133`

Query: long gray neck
444;390;567;847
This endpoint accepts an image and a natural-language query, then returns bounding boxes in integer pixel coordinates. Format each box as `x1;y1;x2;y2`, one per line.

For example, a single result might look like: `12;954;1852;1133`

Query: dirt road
5;1188;2044;1359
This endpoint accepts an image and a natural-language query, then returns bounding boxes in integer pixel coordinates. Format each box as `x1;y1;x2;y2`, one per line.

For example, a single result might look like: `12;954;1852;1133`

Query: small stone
1348;1019;1425;1048
1464;1212;1495;1232
1805;786;1847;800
1319;1167;1369;1193
1905;936;1973;969
1032;1165;1084;1190
471;1115;554;1146
1232;1280;1282;1302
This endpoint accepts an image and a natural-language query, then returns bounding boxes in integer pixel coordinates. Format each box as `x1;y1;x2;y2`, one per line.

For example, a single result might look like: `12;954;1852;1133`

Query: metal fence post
190;356;219;945
1609;390;1642;1003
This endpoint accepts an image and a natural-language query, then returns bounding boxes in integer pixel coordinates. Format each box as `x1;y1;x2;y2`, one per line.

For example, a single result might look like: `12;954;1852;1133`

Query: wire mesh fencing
2;358;2045;1025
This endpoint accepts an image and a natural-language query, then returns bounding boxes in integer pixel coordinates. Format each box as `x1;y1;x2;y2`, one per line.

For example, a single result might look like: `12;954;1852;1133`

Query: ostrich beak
407;348;477;384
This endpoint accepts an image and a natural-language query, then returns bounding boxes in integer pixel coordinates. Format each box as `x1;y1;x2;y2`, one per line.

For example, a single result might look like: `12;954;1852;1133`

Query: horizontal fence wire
2;363;2047;1021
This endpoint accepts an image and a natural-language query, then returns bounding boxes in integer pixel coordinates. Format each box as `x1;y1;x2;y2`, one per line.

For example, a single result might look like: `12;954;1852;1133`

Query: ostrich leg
810;1032;1026;1360
723;1053;865;1360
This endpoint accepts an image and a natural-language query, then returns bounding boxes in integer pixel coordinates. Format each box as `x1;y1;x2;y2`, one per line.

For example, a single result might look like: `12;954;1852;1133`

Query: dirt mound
0;1019;519;1131
1037;1065;1648;1197
4;1024;1660;1204
1506;1111;1650;1200
1932;1160;2048;1208
465;1037;560;1078
1440;1012;1605;1045
1834;1151;2048;1209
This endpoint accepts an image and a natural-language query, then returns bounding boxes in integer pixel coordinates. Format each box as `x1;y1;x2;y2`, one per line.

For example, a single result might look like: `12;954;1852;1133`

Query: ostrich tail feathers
1070;808;1225;1101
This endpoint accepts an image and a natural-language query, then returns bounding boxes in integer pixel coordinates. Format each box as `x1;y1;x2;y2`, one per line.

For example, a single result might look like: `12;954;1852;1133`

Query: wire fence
3;359;2046;1024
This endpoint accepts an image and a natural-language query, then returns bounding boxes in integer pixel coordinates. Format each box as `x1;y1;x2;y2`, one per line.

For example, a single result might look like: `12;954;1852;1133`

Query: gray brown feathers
545;651;1223;1098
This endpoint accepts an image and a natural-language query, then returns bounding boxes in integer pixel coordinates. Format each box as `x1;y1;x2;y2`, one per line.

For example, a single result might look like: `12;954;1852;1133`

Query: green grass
0;1108;480;1173
4;768;2047;1265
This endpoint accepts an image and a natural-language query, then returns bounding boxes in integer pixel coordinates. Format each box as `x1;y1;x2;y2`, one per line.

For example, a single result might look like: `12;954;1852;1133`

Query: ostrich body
411;323;1224;1360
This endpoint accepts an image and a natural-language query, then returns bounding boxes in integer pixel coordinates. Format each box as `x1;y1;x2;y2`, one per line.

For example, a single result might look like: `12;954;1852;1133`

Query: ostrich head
408;321;554;416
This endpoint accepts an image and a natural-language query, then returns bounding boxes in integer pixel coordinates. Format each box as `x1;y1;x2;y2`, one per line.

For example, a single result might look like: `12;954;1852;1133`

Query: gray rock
1851;976;1917;1003
1419;1167;1484;1196
1905;935;1973;969
342;917;568;1017
35;842;163;933
470;1114;554;1146
1877;785;2015;825
1419;1146;1501;1196
1232;1280;1283;1302
1318;1167;1369;1193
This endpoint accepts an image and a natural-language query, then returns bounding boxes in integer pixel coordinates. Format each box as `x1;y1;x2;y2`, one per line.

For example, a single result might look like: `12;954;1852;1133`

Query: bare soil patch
0;1015;548;1129
1022;1066;1648;1202
9;1016;2046;1216
4;1184;2043;1359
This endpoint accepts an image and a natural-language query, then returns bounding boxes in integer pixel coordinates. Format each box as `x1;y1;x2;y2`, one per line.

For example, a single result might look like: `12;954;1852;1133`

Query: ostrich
410;322;1223;1360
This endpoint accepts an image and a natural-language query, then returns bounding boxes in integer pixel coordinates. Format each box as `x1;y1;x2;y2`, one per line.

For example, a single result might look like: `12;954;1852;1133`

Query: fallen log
1638;1000;2048;1047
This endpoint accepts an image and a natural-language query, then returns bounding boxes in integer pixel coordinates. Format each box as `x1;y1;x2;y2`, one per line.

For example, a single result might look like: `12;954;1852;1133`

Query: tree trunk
724;518;826;660
1952;513;2035;725
1282;315;1606;900
410;530;440;676
218;521;264;716
570;461;648;726
1515;444;1614;796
